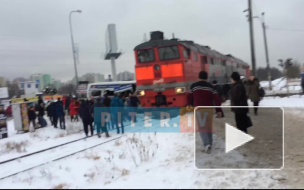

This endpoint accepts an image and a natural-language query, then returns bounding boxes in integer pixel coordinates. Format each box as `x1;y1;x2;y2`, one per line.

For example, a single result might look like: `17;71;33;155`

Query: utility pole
69;10;82;87
248;0;257;76
261;12;272;90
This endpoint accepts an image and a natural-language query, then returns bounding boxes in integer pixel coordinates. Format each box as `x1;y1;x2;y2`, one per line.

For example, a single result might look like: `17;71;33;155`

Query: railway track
0;118;147;181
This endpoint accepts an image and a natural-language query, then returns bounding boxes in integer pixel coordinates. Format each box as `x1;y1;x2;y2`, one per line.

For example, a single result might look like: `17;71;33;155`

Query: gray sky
0;0;303;82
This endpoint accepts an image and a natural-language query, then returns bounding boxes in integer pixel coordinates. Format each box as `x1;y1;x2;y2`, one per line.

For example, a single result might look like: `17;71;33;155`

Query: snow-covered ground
0;96;303;188
260;78;302;95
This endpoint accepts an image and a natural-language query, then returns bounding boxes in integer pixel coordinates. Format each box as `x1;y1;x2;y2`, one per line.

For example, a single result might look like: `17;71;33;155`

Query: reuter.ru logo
153;78;164;84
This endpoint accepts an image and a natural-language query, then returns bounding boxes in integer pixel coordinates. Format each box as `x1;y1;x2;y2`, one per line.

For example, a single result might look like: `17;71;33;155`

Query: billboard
0;87;8;99
24;81;37;97
105;24;118;54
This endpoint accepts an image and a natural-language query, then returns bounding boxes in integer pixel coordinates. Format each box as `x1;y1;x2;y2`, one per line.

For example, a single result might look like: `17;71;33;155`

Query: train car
86;81;136;99
134;31;250;107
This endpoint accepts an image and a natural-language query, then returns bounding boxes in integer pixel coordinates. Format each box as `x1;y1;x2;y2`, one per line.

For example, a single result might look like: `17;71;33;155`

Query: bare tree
257;67;283;81
58;84;76;95
286;62;301;79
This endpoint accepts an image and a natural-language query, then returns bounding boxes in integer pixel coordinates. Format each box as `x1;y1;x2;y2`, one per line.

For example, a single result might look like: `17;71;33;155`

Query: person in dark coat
91;97;110;138
38;96;44;106
28;106;36;132
248;76;260;115
65;95;71;114
103;94;111;107
38;103;47;127
79;100;94;137
301;72;304;94
46;102;55;125
54;101;65;129
111;94;125;134
229;72;251;134
212;80;225;117
128;93;140;123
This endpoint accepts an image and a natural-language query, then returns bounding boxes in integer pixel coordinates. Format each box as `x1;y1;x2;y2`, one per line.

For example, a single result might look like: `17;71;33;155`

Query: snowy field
0;96;303;189
260;78;303;95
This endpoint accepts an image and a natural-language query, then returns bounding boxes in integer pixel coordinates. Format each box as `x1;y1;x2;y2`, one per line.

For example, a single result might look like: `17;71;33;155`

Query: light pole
69;10;82;87
261;12;272;90
244;0;257;76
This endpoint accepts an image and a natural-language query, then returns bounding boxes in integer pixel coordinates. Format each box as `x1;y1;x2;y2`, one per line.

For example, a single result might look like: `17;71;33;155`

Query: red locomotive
134;31;250;107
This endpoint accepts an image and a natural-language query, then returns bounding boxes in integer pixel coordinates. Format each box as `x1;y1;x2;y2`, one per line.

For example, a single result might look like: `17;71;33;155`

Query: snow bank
260;78;302;95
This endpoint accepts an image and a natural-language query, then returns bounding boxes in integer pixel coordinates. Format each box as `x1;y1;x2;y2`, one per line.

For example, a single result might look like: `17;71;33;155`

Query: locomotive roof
134;39;249;66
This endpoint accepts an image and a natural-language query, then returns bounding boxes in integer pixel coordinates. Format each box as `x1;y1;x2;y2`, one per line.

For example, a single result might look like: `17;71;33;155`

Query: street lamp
69;10;82;88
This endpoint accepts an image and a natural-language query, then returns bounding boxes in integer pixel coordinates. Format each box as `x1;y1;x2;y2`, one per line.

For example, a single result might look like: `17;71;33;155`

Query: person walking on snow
301;72;304;95
79;100;94;137
38;103;47;127
46;101;55;126
248;76;260;115
69;99;79;122
91;97;110;138
111;94;125;134
187;71;223;154
28;106;36;132
229;72;252;134
54;100;66;129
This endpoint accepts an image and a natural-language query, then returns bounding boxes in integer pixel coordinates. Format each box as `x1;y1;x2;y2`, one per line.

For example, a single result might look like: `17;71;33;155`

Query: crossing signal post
279;58;293;97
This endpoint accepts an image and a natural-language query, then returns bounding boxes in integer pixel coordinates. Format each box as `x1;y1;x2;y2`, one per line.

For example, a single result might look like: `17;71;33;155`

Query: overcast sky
0;0;303;82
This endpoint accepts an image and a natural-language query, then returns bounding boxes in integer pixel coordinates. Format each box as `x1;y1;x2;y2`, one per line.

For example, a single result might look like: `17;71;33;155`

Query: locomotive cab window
137;49;155;63
158;46;180;61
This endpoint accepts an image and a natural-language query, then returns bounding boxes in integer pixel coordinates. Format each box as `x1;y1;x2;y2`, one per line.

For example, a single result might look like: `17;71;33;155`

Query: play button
225;123;255;153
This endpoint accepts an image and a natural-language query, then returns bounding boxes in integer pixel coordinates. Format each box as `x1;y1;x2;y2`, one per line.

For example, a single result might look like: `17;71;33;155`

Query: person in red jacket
69;99;79;122
187;71;222;154
5;101;12;117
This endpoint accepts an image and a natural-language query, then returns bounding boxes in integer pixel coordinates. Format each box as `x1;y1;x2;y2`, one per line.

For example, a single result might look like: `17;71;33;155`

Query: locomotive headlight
175;87;186;94
138;90;145;96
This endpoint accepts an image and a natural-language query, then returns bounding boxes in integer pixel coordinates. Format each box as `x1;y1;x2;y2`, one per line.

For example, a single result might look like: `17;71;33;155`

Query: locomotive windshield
158;46;180;60
137;49;155;63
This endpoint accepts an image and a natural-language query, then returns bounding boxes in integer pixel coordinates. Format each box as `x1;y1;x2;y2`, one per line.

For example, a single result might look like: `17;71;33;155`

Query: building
30;74;52;91
43;74;51;88
0;77;6;87
117;71;135;81
77;73;105;84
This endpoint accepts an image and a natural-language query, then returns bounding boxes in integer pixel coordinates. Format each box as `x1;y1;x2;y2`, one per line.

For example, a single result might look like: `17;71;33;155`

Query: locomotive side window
222;60;226;66
158;46;180;60
193;53;198;61
210;58;214;65
183;49;188;59
201;56;208;64
137;49;155;63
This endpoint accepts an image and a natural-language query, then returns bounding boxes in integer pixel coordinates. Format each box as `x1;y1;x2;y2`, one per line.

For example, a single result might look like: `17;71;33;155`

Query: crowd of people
26;93;141;138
